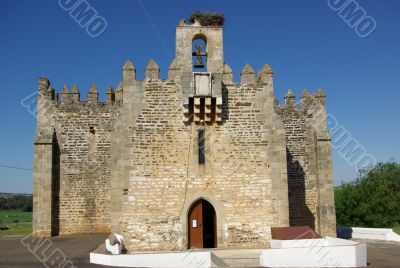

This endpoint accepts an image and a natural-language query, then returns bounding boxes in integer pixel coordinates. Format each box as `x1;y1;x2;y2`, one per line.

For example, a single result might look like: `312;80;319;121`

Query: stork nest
189;11;225;26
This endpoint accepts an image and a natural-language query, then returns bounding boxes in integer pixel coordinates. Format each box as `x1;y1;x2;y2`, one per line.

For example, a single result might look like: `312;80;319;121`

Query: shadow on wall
51;133;61;236
287;149;315;229
221;85;229;123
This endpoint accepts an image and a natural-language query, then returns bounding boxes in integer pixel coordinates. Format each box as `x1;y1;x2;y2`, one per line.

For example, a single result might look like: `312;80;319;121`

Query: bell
194;57;205;68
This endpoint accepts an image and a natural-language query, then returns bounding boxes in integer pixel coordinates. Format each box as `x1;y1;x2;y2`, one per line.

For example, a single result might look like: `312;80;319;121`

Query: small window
198;129;205;165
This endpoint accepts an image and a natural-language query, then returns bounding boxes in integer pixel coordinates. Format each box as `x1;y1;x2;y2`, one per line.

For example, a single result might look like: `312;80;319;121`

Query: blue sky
0;0;399;193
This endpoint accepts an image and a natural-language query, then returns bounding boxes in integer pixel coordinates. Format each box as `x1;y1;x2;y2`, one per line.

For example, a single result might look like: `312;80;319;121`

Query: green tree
335;162;400;227
0;194;32;211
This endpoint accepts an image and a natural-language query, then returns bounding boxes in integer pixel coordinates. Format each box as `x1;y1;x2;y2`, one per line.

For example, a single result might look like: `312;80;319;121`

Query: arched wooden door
188;199;216;249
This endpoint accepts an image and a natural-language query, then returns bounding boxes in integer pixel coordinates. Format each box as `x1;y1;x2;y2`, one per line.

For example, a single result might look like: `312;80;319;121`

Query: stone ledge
260;237;367;268
90;251;211;268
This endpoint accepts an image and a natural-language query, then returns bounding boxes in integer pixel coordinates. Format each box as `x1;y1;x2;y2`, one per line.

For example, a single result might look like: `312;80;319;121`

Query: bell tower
175;14;224;123
175;19;224;73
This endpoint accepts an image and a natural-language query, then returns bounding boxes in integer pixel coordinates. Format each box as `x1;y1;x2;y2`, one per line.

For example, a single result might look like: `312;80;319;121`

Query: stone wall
276;90;336;236
54;101;120;234
112;61;289;251
33;79;121;236
277;98;318;229
33;64;336;247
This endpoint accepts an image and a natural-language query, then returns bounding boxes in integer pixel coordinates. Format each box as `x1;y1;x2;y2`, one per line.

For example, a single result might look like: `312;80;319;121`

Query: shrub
0;220;9;230
22;204;33;212
335;162;400;228
0;194;32;211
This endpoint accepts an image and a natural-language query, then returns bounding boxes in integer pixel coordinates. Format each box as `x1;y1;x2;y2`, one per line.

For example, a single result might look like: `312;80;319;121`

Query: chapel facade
33;15;336;251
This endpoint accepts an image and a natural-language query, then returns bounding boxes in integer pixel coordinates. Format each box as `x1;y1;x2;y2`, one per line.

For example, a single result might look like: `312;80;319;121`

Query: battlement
275;88;327;109
38;60;276;105
121;59;275;86
39;80;119;105
39;60;327;121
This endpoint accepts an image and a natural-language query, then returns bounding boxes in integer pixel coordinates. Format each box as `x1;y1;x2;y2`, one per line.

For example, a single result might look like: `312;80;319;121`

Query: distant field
0;211;32;236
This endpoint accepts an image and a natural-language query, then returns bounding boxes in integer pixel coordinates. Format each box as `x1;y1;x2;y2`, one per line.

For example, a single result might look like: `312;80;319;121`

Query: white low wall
260;237;367;268
90;251;211;268
337;227;400;242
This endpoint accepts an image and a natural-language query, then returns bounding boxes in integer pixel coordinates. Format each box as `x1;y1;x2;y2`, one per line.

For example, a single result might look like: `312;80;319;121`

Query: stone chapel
33;13;336;251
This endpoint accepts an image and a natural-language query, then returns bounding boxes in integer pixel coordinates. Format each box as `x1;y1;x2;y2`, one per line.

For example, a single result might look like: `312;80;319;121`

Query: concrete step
210;249;262;268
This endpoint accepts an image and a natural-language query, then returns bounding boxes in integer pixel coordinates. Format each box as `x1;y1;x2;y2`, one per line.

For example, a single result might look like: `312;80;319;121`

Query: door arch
188;199;216;249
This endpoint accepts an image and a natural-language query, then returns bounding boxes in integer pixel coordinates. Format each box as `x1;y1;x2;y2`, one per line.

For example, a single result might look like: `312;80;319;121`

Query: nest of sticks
188;11;225;26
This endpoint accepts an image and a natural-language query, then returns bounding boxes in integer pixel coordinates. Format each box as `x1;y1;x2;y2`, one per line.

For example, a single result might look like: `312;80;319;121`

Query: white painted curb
260;237;367;268
337;227;400;242
90;251;211;268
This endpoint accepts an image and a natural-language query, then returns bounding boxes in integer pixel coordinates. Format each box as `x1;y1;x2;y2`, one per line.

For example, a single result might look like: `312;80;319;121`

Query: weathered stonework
33;16;336;251
276;89;336;236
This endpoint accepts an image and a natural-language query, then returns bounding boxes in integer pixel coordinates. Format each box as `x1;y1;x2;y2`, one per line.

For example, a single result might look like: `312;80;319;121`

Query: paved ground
361;240;400;268
0;233;105;268
0;234;399;267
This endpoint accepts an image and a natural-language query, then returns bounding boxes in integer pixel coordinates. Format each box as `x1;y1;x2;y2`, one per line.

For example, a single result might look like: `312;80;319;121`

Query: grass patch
0;211;32;223
0;211;32;236
0;222;32;236
393;226;400;235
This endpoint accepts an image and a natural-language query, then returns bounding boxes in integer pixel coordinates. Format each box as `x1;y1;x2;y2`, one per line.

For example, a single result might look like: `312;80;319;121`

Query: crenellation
61;84;70;103
257;64;273;86
87;84;99;103
38;76;50;94
145;59;160;80
168;58;179;81
222;63;233;84
315;88;326;106
51;83;123;107
123;60;136;85
240;64;256;85
38;77;57;102
301;88;310;102
284;89;296;106
106;86;115;102
71;84;80;102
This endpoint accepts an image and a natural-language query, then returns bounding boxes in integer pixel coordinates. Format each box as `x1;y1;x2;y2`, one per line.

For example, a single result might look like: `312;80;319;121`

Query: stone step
210;249;262;268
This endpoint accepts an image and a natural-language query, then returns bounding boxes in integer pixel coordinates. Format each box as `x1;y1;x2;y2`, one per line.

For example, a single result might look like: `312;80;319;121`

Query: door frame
182;193;224;249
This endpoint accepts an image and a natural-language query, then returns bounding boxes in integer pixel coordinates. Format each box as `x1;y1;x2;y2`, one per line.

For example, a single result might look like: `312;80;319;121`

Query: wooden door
188;200;203;248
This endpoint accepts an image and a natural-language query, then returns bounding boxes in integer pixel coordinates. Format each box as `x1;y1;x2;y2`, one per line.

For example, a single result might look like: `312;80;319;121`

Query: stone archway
181;193;224;249
188;199;217;249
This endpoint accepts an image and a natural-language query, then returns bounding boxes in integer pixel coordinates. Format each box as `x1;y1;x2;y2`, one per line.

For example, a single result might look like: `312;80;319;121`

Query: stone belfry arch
175;19;224;122
175;20;224;73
